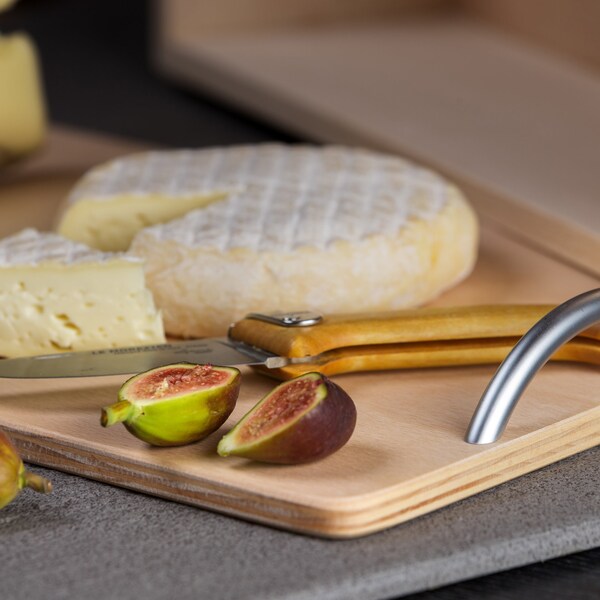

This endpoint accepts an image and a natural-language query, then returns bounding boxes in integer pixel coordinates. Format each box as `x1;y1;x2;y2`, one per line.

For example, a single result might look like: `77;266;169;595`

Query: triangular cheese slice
0;229;164;357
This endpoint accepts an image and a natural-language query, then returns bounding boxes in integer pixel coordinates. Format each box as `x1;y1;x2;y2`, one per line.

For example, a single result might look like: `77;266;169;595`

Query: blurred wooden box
153;0;600;276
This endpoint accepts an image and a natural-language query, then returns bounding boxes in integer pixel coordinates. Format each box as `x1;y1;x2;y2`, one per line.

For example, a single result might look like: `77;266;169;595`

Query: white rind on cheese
126;147;479;338
146;175;448;253
0;227;141;266
56;144;459;252
0;229;165;357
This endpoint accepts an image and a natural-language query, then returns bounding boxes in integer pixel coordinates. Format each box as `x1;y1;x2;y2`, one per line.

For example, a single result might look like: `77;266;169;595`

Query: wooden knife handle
229;305;600;379
230;305;600;358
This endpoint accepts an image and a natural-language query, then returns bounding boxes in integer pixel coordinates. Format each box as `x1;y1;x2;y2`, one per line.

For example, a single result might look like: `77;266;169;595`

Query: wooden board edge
349;407;600;518
153;37;600;279
7;405;600;539
455;179;600;280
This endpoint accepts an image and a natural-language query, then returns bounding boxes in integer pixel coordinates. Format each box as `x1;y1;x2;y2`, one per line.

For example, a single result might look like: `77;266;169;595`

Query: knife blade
0;338;295;379
0;305;598;379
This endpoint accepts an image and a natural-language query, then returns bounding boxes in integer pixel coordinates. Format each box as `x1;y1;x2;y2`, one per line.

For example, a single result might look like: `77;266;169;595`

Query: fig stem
101;400;134;427
22;470;53;494
216;438;231;457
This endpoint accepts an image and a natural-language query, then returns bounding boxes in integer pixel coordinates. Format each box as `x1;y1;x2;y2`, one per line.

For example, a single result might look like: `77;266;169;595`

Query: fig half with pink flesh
101;363;241;447
217;372;357;464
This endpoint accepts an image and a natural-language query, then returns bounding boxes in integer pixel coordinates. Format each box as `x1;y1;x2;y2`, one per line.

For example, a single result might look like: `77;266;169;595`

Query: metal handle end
465;288;600;445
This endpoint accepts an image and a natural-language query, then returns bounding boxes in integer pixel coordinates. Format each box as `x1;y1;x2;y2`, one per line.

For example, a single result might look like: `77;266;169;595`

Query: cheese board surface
0;127;599;538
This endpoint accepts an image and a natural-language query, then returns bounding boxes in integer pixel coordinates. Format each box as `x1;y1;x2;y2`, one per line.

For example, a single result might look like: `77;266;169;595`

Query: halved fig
101;363;241;447
217;372;357;464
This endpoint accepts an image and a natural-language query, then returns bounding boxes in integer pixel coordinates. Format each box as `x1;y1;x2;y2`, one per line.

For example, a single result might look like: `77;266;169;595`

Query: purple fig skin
218;373;357;464
0;430;52;509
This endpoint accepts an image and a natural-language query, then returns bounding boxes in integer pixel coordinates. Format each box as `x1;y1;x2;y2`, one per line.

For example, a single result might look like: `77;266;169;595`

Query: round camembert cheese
0;229;165;357
119;144;480;338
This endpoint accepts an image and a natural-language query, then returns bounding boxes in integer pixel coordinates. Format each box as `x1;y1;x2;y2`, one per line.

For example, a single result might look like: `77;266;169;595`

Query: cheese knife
0;305;599;379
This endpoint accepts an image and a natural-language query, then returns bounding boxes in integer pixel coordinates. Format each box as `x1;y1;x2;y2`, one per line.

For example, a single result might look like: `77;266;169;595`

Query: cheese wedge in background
0;1;17;12
0;32;46;162
0;229;165;357
127;145;479;338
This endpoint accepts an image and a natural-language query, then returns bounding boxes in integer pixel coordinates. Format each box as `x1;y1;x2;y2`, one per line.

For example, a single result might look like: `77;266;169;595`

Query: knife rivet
245;311;323;327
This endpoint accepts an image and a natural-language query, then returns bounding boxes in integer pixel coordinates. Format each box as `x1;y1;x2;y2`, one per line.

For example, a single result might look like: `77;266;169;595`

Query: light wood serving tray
0;127;599;538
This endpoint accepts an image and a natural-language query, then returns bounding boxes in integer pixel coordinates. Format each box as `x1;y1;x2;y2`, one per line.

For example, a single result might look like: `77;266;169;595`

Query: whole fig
217;372;357;464
0;429;52;509
101;363;241;446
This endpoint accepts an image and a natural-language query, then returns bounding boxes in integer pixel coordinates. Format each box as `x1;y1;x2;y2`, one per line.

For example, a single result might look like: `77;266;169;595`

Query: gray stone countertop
2;446;599;600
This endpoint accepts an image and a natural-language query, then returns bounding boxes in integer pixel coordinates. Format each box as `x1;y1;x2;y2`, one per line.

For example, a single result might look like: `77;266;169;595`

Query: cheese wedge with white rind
127;145;479;338
0;229;165;357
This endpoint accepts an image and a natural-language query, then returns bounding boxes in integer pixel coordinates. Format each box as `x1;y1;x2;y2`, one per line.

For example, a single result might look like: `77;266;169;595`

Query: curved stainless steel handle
466;288;600;445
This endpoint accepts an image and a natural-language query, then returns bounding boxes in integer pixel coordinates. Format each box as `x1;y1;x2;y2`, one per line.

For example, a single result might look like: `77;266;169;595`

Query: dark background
2;0;298;146
3;1;600;598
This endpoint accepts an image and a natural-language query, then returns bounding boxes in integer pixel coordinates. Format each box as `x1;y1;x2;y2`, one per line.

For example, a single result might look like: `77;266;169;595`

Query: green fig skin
0;430;52;509
217;373;357;464
101;363;241;447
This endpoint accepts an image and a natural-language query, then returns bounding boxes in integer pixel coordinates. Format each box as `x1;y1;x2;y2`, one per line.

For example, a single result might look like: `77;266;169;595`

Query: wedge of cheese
0;1;18;11
0;229;165;357
0;32;46;163
127;145;479;338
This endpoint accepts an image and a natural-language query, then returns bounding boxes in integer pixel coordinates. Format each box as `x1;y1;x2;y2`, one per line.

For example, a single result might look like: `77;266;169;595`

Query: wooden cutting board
0;126;598;538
